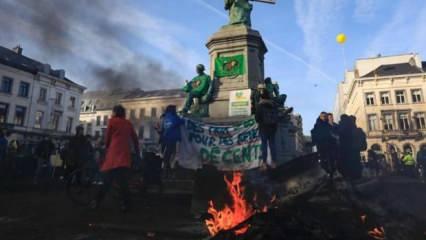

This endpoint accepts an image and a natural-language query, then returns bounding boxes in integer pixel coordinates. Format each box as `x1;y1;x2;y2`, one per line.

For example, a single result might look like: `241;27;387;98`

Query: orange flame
368;226;385;240
205;172;255;236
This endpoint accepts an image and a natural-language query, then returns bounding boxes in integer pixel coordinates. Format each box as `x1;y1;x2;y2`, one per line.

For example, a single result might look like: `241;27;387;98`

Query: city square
1;0;426;239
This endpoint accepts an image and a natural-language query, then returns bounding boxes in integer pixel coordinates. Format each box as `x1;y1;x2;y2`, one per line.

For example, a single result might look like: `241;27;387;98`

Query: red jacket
101;117;139;172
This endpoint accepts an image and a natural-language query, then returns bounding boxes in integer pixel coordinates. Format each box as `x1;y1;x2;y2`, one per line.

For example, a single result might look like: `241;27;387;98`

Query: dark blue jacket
161;112;184;144
0;137;8;162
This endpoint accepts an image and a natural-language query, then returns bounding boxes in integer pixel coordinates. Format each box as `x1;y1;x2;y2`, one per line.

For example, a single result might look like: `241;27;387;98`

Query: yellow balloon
336;33;346;44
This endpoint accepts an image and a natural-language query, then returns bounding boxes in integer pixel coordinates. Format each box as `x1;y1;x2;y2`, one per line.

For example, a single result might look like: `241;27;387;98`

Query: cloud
294;0;345;83
365;1;426;57
0;0;201;90
353;0;377;22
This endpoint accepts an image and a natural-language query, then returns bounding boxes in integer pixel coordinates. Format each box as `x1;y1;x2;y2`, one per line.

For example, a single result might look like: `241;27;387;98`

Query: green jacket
402;154;415;166
183;74;211;97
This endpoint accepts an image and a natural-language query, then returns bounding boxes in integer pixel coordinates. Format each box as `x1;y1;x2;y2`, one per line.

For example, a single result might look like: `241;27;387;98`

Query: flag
215;55;245;77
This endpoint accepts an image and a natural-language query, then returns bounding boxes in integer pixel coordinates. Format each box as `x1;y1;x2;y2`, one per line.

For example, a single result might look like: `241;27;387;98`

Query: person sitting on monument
255;91;279;169
264;77;287;108
182;64;212;114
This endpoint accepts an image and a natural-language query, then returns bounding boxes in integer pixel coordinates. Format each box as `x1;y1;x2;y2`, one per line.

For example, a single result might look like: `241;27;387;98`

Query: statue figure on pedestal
225;0;253;27
264;77;286;107
182;64;215;117
252;77;293;119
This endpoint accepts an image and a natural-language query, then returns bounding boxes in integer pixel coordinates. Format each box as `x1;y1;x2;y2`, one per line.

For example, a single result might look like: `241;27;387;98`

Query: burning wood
205;172;253;236
368;226;385;240
204;172;273;237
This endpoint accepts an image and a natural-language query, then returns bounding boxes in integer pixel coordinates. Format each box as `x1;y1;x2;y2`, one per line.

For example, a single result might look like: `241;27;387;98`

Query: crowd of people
311;112;426;182
0;104;184;211
311;112;367;183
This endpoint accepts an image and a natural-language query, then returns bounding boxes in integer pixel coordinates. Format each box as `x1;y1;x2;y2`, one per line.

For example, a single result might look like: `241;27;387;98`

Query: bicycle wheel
66;169;97;206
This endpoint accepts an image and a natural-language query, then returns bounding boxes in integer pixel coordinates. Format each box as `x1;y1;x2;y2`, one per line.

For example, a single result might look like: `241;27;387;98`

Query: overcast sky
1;0;426;133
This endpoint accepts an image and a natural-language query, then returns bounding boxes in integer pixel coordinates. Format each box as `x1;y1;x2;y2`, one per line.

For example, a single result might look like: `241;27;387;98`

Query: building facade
0;45;85;138
79;89;139;138
79;88;185;141
335;53;426;165
120;89;185;142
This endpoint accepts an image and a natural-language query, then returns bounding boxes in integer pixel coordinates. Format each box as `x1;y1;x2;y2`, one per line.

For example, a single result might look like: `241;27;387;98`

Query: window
0;103;9;123
14;106;26;126
151;108;157;118
411;89;423;103
51;111;62;130
139;108;145;119
365;93;375;106
1;77;13;93
34;111;44;129
415;113;426;129
69;96;76;108
86;123;92;135
55;92;62;105
103;115;109;125
398;113;410;130
18;82;30;97
38;88;47;102
96;116;101;126
130;109;136;119
395;90;406;104
66;117;73;133
383;114;394;131
138;126;145;139
367;115;378;131
380;92;391;105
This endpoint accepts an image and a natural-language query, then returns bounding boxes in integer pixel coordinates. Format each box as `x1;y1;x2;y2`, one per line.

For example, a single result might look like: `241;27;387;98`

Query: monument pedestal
206;25;267;118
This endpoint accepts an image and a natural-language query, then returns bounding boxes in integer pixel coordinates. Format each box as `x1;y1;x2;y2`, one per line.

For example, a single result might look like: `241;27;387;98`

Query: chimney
43;64;51;74
12;45;23;55
57;69;65;79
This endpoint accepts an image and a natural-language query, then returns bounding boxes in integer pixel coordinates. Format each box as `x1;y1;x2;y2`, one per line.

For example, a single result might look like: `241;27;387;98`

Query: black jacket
255;99;278;135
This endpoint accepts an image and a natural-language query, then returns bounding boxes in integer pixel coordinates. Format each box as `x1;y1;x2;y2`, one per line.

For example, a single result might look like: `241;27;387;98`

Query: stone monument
206;0;275;119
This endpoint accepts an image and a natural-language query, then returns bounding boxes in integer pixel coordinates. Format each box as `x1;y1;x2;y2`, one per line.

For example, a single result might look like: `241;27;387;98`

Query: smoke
0;0;184;90
93;55;182;90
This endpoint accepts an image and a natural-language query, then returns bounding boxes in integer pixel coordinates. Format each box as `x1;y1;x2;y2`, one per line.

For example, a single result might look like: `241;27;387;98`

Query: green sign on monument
214;54;246;77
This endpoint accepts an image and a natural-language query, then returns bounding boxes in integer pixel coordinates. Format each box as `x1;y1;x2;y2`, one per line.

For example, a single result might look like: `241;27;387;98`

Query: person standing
0;130;8;179
160;105;184;178
327;113;339;180
34;136;55;189
64;126;93;178
367;148;379;177
417;148;426;180
92;105;140;212
255;91;279;169
401;151;416;178
312;112;334;181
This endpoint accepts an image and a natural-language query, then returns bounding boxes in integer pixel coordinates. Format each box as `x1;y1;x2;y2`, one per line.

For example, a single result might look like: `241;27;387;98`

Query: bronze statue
225;0;253;27
224;0;276;27
182;64;214;116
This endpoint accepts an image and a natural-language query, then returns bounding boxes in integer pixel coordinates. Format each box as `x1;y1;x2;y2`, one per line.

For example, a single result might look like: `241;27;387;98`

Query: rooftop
362;62;424;78
123;88;185;99
0;45;81;86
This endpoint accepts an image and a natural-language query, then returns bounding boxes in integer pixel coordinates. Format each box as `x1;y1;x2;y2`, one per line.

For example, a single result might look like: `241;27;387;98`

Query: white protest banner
177;117;262;171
